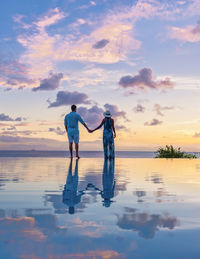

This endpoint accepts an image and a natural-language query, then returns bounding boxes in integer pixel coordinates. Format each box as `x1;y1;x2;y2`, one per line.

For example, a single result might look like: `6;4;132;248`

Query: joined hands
88;129;94;133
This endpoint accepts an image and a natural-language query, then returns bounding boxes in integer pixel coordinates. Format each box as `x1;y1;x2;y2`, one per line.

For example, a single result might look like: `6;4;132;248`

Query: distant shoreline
0;150;199;158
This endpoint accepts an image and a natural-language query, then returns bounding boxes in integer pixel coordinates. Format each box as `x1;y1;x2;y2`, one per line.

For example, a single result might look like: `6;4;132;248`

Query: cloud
117;208;178;239
16;8;66;79
78;104;128;129
192;19;200;34
32;72;63;91
48;91;91;108
93;39;110;49
185;0;200;16
11;0;187;89
90;1;96;6
0;217;45;243
16;1;162;70
78;105;104;127
168;19;200;43
63;67;117;88
0;58;35;88
0;123;10;127
13;14;31;29
133;104;145;113
154;104;174;116
34;8;66;30
1;130;34;136
115;125;127;130
146;174;163;184
49;127;65;135
193;132;200;138
144;118;162;126
119;68;174;92
104;103;128;121
8;1;188;89
0;135;66;150
0;135;20;142
0;113;25;122
3;126;16;131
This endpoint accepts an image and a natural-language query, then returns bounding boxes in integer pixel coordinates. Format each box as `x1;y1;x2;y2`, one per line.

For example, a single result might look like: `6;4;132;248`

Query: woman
91;110;116;159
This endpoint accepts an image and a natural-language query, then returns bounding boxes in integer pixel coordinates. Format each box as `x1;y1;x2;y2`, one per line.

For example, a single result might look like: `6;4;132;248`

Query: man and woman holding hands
64;104;116;159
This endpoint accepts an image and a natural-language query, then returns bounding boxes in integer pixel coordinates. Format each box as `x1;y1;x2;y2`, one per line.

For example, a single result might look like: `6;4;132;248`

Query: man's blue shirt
64;112;85;131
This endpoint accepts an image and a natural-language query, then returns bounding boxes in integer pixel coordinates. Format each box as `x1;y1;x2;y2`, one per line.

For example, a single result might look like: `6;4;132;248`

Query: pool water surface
0;157;200;258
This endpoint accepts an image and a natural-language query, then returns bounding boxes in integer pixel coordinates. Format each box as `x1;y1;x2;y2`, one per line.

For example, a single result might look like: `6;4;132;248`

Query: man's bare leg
75;143;80;159
69;143;73;158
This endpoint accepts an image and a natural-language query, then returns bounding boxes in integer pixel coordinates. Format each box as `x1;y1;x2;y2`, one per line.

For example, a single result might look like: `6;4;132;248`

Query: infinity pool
0;158;200;258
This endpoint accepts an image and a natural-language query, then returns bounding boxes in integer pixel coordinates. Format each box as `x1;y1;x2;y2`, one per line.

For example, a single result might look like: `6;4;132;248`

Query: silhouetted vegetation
155;145;197;158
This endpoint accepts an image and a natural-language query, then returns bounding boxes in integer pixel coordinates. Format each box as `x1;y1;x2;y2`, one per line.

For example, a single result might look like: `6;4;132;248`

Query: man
64;104;90;158
63;159;84;214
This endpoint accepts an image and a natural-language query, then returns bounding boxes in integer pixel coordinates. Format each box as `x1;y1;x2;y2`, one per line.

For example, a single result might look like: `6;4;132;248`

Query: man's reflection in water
100;158;115;207
63;159;84;214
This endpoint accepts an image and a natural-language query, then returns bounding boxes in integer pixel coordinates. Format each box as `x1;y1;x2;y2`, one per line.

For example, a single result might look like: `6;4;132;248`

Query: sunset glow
1;0;200;151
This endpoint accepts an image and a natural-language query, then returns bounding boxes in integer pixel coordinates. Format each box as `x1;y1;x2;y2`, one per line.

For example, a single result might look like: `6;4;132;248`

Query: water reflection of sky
0;158;200;258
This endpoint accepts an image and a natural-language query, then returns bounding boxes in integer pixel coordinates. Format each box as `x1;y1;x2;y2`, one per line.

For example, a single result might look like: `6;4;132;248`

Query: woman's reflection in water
62;159;84;214
100;158;115;207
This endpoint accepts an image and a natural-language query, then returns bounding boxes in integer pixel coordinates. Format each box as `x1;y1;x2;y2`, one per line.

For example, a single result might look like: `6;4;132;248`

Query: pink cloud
154;104;174;116
186;0;200;16
11;0;189;88
169;24;200;43
34;8;66;30
0;58;36;88
16;8;66;79
16;0;170;73
144;118;163;126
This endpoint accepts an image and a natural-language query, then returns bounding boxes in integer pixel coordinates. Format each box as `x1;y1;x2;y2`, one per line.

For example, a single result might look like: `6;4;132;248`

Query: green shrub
155;145;197;158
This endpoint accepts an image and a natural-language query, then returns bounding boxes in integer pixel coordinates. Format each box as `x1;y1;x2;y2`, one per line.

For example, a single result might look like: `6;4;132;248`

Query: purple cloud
48;91;91;108
49;127;65;135
154;104;174;116
119;68;174;92
192;19;200;34
78;105;104;127
0;58;34;88
115;125;127;130
144;118;162;126
0;135;20;142
0;135;66;150
0;113;25;122
32;72;63;91
93;39;109;49
133;104;145;113
1;130;34;136
77;104;128;130
4;126;16;131
104;103;128;121
117;207;178;239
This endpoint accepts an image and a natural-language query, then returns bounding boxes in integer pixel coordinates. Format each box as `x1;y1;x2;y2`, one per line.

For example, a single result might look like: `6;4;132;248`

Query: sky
0;0;200;151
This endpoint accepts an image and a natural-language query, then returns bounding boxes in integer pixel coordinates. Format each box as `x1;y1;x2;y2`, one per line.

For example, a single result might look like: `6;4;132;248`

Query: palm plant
155;145;197;158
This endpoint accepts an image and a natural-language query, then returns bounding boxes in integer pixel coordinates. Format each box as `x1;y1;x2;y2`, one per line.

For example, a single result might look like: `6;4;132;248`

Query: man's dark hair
71;104;77;111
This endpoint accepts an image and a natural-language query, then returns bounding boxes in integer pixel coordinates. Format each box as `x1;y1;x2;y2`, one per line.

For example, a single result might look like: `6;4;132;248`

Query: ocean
0;150;199;158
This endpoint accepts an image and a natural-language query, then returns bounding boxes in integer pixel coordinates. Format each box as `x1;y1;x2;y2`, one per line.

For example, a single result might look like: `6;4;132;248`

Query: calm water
0;150;199;158
0;150;155;158
0;157;200;258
